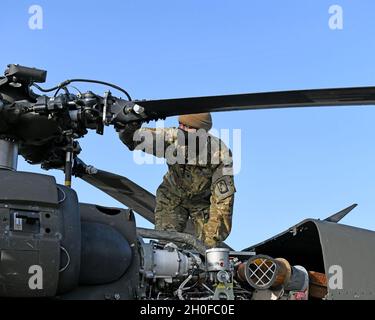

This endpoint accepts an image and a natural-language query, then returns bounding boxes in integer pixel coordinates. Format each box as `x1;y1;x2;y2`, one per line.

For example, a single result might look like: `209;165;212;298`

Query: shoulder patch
213;175;235;201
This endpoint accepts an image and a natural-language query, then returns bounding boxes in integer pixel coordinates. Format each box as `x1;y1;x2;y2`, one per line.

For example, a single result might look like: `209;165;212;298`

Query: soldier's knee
155;207;188;233
155;214;183;232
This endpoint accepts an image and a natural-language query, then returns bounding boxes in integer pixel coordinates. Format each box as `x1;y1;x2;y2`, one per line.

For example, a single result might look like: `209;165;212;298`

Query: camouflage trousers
154;183;234;248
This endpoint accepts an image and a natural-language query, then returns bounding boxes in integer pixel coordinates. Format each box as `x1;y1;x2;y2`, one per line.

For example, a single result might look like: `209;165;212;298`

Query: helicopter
1;63;375;300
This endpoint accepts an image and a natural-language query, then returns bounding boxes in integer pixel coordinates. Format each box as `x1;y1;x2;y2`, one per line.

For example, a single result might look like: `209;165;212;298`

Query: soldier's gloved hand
118;121;142;150
119;121;141;138
119;121;142;132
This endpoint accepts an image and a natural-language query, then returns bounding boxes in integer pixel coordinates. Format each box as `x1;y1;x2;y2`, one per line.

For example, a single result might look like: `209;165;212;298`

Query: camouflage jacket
120;126;236;205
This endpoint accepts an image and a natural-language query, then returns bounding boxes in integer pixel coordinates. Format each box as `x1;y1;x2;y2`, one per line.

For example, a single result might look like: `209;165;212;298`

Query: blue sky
2;0;375;249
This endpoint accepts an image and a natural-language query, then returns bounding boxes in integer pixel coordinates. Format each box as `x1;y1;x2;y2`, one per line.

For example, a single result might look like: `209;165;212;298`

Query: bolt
133;104;145;115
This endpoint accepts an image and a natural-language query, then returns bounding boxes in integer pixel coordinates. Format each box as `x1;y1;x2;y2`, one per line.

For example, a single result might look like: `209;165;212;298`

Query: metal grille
247;257;277;289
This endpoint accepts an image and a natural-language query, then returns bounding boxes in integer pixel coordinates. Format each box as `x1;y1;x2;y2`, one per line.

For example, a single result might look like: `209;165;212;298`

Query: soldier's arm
119;125;176;157
203;162;236;248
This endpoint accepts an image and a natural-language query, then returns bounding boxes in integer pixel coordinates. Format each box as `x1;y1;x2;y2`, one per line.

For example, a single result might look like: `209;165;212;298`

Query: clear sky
2;0;375;249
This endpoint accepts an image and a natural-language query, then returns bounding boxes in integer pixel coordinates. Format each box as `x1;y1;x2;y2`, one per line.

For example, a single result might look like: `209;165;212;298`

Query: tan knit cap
178;113;212;130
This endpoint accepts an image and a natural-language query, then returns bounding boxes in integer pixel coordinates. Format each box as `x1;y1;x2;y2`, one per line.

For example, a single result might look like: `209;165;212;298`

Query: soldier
119;113;235;248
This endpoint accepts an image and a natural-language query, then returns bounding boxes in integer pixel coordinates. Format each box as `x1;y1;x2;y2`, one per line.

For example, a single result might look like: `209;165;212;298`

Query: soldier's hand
119;121;141;137
118;121;142;149
119;121;142;132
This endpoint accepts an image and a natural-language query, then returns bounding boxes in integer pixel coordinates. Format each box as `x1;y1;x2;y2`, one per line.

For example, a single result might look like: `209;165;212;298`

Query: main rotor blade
80;169;157;223
78;167;196;234
136;86;375;120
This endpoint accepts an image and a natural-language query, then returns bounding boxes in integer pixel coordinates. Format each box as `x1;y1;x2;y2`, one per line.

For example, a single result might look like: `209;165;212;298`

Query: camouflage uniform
120;125;235;248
